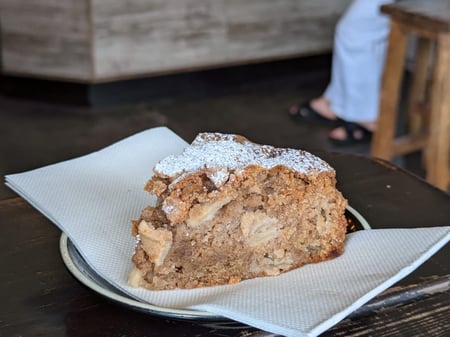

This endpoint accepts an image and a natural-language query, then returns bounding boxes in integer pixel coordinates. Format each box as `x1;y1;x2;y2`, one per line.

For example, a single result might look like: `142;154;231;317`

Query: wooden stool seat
371;0;450;191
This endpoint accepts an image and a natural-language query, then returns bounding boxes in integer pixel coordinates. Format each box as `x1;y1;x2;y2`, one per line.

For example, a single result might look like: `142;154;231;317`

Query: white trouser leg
324;0;394;123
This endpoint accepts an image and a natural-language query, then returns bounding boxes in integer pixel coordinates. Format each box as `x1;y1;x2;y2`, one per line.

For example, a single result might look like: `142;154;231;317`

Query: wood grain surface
1;153;449;336
0;0;352;82
381;0;450;33
0;0;93;81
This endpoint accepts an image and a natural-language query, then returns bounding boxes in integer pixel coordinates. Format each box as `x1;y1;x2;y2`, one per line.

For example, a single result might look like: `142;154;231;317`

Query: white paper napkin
5;126;450;337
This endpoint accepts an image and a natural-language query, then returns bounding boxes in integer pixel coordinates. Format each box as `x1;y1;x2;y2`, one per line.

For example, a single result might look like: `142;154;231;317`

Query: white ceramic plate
59;205;371;320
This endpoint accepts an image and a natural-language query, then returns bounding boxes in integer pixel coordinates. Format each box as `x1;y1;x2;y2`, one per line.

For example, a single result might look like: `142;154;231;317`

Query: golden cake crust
129;133;348;290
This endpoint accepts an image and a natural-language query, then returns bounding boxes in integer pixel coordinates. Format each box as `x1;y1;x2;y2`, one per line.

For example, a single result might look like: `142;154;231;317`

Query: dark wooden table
1;153;449;337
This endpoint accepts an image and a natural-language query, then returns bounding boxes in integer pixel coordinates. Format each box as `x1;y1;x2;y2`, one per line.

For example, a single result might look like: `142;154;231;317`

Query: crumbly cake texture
128;133;348;290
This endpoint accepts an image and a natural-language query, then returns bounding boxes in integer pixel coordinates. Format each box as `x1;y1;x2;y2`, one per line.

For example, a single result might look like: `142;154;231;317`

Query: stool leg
407;37;432;134
426;32;450;191
408;38;433;170
371;21;409;161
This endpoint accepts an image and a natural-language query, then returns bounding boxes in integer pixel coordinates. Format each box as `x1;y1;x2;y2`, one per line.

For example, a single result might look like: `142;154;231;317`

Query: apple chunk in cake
129;133;348;290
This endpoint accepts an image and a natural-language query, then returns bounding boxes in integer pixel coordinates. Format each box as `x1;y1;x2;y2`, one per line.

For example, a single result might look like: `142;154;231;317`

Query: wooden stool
371;0;450;191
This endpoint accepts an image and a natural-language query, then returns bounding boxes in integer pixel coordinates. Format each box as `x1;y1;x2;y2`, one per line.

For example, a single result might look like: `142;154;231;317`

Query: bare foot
289;96;337;122
309;97;337;120
329;121;375;143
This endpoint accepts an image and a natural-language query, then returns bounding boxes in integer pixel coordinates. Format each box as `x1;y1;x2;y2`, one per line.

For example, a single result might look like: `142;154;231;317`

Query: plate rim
59;205;371;320
59;234;220;320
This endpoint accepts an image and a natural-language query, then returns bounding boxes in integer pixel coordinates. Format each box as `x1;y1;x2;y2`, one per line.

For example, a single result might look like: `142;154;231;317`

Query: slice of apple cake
128;132;348;290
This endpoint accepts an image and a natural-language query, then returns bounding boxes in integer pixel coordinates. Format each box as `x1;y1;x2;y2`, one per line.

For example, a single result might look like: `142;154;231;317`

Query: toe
328;126;347;141
289;104;299;115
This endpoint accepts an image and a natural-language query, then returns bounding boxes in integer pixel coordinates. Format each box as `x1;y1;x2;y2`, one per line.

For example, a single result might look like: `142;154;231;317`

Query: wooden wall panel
91;0;228;79
0;0;352;82
224;0;349;59
0;0;92;81
91;0;352;81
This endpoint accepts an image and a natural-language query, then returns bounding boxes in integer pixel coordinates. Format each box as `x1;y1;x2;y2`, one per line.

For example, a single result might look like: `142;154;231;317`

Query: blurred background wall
0;0;352;83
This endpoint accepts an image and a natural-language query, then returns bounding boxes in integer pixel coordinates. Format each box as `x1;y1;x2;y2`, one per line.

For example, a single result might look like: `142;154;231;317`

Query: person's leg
325;0;393;142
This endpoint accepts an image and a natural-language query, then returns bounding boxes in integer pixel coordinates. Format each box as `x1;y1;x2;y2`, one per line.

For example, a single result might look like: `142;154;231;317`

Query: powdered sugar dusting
206;168;230;187
154;133;333;180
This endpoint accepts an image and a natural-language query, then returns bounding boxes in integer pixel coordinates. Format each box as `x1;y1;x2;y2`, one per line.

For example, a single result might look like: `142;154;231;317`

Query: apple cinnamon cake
128;133;348;290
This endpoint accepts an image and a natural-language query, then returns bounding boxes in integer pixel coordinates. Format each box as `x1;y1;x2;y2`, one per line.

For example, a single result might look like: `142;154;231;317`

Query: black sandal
328;118;373;146
289;102;338;126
